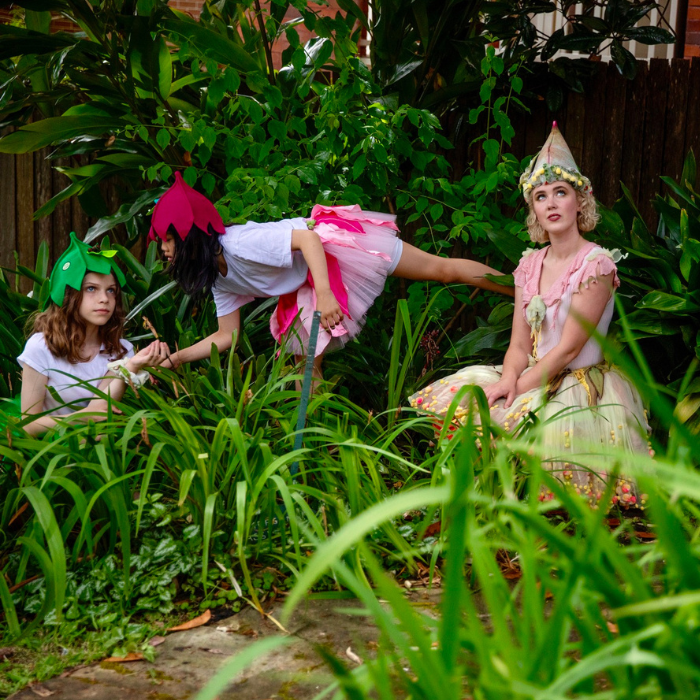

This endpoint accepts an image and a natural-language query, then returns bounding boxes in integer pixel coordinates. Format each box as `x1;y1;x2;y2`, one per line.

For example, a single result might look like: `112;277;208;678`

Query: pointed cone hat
520;122;591;200
148;171;225;242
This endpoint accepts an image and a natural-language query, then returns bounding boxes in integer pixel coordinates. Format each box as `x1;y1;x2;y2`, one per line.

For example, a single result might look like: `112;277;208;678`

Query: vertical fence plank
71;194;90;238
662;58;691;190
621;61;648;205
34;147;53;254
564;91;586;169
524;97;549;161
0;150;16;274
639;59;669;227
598;64;627;207
52;158;72;263
685;58;700;166
16;153;35;293
582;62;607;202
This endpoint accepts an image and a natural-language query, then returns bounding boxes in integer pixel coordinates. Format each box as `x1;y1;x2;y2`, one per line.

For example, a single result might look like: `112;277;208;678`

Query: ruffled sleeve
570;247;621;293
513;247;546;321
513;247;538;288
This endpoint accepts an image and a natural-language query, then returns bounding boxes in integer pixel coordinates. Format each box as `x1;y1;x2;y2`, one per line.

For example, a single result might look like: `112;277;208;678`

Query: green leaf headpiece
47;232;126;308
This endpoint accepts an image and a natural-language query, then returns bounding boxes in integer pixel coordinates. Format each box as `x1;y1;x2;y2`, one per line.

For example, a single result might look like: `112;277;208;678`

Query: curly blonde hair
526;189;600;243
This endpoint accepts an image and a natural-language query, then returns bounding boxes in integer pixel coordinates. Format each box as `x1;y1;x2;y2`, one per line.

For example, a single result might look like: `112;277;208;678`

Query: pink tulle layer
270;205;401;356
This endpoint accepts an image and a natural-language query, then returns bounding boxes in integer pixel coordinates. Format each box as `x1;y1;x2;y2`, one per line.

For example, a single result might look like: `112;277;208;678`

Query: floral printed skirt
408;363;651;510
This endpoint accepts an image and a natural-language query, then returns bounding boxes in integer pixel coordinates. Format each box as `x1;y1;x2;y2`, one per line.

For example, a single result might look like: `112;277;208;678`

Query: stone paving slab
9;589;442;700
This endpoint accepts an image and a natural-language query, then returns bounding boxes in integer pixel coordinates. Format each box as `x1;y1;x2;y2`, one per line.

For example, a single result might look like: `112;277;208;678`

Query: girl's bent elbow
216;333;234;350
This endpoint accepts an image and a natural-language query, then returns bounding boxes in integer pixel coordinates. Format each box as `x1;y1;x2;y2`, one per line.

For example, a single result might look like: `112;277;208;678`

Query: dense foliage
0;1;697;697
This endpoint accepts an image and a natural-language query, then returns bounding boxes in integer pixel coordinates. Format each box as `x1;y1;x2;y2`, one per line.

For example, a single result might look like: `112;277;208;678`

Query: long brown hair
27;277;128;364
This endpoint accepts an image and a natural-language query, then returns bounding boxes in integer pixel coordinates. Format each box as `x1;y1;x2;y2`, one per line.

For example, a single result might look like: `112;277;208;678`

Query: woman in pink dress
409;123;650;509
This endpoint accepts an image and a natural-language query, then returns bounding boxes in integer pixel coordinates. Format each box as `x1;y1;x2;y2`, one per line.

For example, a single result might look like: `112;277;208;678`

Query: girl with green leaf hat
6;233;170;437
410;123;651;511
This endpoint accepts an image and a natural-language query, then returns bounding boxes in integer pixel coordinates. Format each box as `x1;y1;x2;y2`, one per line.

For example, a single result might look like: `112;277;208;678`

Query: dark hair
28;274;127;364
167;224;222;297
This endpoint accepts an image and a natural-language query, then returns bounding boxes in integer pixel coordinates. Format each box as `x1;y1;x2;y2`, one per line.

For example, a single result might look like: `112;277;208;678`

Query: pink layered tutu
270;205;401;356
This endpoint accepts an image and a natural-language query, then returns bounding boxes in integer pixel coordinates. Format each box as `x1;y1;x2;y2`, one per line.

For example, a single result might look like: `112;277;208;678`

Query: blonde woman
409;123;649;509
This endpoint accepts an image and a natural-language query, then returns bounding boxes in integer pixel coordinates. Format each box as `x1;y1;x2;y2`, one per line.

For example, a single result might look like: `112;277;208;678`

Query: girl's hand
483;377;518;408
316;290;344;332
128;341;171;371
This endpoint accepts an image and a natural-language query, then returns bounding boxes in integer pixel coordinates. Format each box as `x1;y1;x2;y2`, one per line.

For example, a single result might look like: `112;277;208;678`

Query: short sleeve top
17;333;134;415
212;218;310;317
512;242;621;369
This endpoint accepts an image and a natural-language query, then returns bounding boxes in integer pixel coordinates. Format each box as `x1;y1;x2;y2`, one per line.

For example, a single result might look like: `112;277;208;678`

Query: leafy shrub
595;151;700;432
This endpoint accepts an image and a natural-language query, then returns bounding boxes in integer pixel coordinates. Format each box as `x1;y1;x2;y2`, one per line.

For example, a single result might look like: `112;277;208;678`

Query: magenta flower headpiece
148;172;225;242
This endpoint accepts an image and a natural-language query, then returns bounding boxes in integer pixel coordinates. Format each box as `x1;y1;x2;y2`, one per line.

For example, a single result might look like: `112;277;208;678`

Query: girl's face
532;181;580;237
78;272;117;327
160;232;175;262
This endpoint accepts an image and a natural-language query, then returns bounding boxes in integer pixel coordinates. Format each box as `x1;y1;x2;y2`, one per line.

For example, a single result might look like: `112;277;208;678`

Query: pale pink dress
409;242;650;509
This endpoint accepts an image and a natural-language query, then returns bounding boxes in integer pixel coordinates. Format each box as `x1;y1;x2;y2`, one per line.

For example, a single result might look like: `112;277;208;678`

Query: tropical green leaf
0;117;122;154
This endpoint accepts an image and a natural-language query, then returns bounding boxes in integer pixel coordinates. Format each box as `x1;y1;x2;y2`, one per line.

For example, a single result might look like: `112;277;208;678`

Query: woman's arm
515;272;614;395
291;229;343;331
166;310;241;369
483;287;533;408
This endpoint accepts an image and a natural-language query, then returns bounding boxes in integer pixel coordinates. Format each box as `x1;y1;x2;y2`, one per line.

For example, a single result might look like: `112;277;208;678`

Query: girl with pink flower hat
409;123;650;510
147;172;512;377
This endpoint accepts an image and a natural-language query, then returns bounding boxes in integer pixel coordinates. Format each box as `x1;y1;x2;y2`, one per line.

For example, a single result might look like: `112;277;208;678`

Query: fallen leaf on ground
149;636;166;647
607;621;619;634
103;652;145;663
502;570;523;580
422;521;442;539
29;684;54;697
168;609;211;632
346;647;362;665
0;647;15;659
634;531;656;540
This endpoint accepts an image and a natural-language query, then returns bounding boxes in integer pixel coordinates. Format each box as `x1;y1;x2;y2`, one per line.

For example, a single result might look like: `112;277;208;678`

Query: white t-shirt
211;218;310;317
17;333;134;415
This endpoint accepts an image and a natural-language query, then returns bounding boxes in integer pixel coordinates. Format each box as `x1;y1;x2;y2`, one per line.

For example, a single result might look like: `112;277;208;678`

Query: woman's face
531;181;580;237
78;272;117;327
160;232;175;262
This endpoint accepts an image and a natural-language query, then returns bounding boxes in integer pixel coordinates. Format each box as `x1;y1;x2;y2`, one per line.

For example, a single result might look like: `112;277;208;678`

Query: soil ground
8;588;445;700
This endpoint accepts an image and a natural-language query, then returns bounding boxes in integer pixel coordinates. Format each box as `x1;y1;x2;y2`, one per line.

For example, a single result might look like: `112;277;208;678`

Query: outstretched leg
390;242;513;296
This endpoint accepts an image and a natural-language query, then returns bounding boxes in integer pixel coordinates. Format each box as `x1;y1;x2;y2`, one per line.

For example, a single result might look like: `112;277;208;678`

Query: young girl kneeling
18;233;168;436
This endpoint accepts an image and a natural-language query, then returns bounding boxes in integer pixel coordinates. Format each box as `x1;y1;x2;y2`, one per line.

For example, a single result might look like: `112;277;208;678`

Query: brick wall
1;2;349;69
169;0;346;68
687;0;700;57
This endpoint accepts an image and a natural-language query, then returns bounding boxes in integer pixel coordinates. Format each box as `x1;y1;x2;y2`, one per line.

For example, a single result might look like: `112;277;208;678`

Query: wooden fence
452;57;700;228
1;57;699;284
